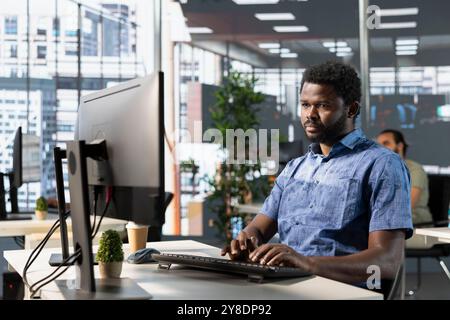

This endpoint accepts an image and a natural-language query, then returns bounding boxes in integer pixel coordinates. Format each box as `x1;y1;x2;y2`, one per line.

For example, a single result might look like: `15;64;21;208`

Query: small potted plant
96;229;124;279
35;196;48;220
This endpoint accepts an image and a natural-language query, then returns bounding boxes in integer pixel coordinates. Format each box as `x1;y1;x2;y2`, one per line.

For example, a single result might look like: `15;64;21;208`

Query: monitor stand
62;140;152;299
55;278;152;300
49;253;98;266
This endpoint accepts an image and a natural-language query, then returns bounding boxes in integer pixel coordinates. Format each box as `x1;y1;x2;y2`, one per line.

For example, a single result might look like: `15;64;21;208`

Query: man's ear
347;102;360;119
398;142;405;155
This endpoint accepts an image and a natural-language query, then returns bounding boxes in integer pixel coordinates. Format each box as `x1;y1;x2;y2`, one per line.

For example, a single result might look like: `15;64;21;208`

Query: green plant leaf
96;229;124;263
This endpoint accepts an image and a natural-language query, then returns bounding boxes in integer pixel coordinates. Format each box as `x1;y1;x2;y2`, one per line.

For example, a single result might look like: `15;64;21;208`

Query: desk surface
4;240;382;300
0;214;127;238
415;227;450;244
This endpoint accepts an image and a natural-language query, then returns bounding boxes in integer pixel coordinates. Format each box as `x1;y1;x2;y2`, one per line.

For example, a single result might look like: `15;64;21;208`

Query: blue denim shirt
261;128;413;257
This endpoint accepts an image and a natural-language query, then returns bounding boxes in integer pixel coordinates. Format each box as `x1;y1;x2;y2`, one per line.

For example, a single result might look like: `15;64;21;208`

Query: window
53;18;60;37
37;28;47;36
65;30;77;37
9;44;18;58
37;45;47;59
65;44;77;56
5;16;18;35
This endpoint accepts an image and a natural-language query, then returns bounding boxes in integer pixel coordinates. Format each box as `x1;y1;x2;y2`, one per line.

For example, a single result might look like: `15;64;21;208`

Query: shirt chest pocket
281;178;360;230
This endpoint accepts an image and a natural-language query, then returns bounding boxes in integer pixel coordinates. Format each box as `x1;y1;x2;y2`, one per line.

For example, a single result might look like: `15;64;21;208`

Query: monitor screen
12;126;22;189
60;72;165;295
75;72;165;227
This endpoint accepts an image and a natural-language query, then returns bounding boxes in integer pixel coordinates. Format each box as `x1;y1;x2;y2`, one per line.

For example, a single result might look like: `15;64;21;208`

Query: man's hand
221;231;260;261
249;243;313;272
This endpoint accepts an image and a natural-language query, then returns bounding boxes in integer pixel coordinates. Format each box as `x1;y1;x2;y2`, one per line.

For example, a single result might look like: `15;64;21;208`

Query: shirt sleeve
260;159;298;221
409;162;427;190
368;154;413;239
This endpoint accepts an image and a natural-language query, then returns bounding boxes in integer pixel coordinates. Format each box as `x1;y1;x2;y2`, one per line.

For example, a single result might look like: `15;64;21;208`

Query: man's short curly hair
300;61;362;114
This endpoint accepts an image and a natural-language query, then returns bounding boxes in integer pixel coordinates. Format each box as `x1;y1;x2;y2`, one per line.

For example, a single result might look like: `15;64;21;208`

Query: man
376;129;432;225
221;61;413;287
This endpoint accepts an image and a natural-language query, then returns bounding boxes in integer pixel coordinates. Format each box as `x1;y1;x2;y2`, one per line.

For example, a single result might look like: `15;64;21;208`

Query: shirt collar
339;128;365;150
308;128;366;155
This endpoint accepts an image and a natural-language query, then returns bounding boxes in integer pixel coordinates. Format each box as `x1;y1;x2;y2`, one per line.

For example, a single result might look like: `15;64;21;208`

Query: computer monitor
0;126;31;220
76;73;165;227
55;72;164;299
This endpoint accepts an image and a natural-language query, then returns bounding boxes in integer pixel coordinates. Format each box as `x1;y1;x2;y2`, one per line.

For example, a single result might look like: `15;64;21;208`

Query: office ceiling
179;0;450;67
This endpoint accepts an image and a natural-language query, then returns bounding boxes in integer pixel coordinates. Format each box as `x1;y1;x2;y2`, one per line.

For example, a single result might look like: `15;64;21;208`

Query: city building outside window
5;16;18;35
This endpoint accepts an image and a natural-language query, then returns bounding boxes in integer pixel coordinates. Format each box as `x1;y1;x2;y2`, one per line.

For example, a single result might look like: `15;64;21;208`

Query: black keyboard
152;253;312;282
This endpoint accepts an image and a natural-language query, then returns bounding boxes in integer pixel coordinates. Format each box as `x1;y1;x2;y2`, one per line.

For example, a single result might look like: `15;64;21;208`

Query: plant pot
35;210;48;220
98;261;123;279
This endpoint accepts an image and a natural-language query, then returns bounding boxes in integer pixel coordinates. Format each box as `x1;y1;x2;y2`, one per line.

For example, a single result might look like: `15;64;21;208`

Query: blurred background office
1;0;450;299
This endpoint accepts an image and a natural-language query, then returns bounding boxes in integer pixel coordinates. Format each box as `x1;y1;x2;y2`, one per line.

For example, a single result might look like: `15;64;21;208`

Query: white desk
415;227;450;244
0;214;127;249
4;240;383;300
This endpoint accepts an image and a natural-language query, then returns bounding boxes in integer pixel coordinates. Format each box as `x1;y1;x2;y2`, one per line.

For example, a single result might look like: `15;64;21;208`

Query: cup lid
126;221;148;228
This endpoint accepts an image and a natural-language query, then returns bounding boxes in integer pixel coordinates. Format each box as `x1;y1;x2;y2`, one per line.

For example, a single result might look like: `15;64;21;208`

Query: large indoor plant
206;71;270;243
96;229;124;278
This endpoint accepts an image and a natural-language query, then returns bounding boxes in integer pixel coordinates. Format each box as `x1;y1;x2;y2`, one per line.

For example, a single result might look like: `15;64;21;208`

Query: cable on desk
91;187;100;237
29;248;81;299
91;186;113;240
22;210;70;291
22;218;61;290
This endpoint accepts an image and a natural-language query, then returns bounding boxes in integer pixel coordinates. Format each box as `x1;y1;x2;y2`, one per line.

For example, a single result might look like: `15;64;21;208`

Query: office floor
405;272;450;300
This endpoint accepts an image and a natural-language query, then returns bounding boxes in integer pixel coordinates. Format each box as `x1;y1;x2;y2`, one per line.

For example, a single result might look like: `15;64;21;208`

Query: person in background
376;129;432;225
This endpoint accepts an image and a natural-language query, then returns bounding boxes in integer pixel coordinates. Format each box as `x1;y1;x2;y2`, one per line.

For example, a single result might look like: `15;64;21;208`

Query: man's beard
303;112;348;144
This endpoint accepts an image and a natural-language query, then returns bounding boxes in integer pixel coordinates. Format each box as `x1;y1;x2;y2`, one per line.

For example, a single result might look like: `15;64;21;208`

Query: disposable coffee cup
126;222;148;253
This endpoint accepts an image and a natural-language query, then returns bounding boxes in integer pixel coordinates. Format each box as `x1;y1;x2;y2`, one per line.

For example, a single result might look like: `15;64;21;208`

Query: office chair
405;174;450;296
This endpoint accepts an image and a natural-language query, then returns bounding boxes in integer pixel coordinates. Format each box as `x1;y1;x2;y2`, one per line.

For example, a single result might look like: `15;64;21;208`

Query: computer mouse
127;248;161;264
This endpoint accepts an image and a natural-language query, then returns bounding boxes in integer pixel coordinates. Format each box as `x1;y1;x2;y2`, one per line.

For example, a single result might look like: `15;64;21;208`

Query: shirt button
309;204;313;208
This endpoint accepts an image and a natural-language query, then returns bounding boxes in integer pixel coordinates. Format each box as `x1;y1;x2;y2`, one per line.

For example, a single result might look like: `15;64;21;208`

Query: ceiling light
395;45;418;51
322;41;336;48
323;41;348;48
232;0;279;4
395;39;419;46
280;53;298;58
396;50;417;56
273;25;309;32
378;22;417;29
269;48;290;54
378;7;419;16
187;27;213;34
258;43;280;49
336;52;353;57
336;47;352;53
329;48;336;53
255;13;295;20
